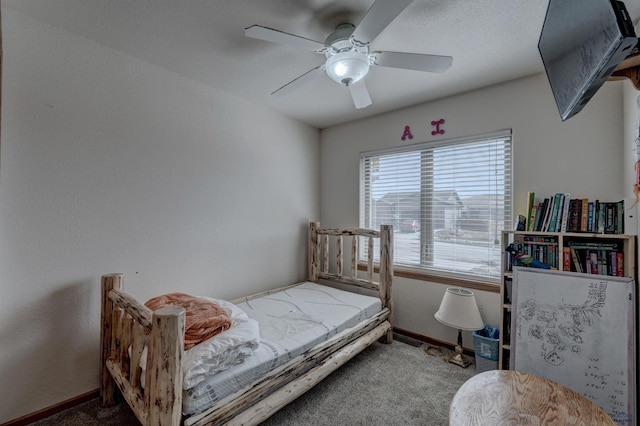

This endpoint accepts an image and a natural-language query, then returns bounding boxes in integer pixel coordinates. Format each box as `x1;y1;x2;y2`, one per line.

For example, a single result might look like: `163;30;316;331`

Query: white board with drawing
511;267;635;424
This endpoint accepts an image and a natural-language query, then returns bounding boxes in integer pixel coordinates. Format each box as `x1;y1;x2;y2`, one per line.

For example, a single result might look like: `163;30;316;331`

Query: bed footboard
100;273;186;425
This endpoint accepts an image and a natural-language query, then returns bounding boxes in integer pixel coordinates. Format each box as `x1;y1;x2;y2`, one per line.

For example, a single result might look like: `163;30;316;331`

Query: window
359;130;512;281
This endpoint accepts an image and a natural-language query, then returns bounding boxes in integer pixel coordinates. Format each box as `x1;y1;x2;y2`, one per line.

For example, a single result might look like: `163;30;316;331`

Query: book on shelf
530;204;538;230
566;241;620;250
569;247;583;273
587;201;595;232
567;198;582;232
562;247;571;271
580;198;593;232
617;252;624;276
547;193;562;232
536;198;550;231
559;193;570;232
533;200;544;231
526;192;536;231
604;202;616;233
617;200;624;234
538;197;551;231
588;252;599;274
596;200;604;232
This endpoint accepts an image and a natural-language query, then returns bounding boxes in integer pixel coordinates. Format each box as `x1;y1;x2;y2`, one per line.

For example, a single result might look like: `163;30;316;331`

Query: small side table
449;370;616;425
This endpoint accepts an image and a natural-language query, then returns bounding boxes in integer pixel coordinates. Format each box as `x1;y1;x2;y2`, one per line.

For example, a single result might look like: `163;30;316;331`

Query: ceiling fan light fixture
325;51;370;86
245;0;452;108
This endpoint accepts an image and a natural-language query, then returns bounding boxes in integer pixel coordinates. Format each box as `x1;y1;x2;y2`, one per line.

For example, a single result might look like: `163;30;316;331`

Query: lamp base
444;346;472;368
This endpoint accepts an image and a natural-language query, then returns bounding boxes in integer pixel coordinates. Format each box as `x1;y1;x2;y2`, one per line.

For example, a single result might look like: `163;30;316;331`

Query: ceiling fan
245;0;453;109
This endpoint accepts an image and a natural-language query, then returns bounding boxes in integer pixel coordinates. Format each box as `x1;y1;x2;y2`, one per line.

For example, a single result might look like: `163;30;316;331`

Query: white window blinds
359;130;512;280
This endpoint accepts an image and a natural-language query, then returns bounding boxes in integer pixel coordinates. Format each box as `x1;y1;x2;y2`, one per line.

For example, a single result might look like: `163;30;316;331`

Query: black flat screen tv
538;0;637;121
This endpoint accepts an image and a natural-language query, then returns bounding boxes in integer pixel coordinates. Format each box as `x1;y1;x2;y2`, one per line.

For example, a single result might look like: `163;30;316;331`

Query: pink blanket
145;292;232;350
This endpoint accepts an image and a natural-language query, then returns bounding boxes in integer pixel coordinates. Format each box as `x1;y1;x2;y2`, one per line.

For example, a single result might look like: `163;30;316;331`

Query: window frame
359;129;513;290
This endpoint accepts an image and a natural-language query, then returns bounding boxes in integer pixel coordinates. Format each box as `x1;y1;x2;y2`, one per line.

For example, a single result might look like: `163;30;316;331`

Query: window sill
358;263;500;293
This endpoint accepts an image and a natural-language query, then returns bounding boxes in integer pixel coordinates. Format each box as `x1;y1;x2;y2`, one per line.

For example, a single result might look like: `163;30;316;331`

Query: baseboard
1;389;98;426
393;327;475;356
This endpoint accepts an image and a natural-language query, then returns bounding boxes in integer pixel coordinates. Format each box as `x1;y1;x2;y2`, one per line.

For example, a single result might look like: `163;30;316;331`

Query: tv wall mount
609;39;640;90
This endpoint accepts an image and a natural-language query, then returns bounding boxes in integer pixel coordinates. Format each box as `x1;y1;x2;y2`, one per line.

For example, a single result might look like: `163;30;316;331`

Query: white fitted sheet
182;281;382;416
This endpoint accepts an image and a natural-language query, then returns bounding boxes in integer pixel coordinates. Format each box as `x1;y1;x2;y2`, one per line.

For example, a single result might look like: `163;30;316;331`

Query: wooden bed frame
100;222;393;425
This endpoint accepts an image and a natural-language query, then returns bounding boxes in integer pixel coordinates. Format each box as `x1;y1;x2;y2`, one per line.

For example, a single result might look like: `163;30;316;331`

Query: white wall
0;9;319;423
623;80;640;234
320;73;628;348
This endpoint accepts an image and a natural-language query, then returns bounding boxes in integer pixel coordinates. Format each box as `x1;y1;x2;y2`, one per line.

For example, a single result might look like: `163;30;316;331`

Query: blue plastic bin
472;325;500;361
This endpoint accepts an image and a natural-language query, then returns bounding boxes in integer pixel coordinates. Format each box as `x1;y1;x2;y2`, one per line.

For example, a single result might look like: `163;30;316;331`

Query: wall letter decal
401;126;413;141
431;119;445;136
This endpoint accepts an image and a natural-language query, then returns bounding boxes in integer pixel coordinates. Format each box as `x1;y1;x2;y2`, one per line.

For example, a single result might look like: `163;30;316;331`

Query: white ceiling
4;0;640;129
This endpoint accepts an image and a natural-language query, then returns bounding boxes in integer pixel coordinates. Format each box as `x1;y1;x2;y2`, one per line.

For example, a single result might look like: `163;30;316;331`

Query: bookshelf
498;230;636;370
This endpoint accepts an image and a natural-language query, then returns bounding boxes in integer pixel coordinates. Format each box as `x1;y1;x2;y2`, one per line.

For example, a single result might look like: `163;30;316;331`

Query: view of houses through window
360;131;512;281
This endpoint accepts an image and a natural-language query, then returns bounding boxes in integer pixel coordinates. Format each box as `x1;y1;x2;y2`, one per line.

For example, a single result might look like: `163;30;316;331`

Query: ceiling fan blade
348;79;372;109
372;51;453;73
351;0;413;45
271;66;325;97
245;25;326;52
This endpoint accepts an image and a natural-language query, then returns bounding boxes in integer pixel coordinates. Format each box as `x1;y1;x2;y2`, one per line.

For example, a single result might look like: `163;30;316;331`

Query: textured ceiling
4;0;640;128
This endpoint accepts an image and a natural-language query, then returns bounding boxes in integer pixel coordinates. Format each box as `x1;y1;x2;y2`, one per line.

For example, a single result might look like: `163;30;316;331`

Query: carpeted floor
32;340;478;425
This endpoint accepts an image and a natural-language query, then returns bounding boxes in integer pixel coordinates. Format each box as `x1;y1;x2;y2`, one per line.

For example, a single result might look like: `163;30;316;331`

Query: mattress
182;281;382;416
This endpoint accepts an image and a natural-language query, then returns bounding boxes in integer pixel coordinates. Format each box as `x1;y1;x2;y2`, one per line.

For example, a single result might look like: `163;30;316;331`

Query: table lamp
434;287;484;368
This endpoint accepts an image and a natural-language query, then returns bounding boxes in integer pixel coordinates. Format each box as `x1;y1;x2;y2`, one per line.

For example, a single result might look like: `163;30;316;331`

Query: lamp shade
434;287;484;331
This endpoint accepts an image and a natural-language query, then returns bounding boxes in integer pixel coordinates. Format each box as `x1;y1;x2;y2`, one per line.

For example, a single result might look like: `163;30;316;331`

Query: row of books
563;242;625;276
505;237;559;271
505;237;625;276
525;192;624;234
